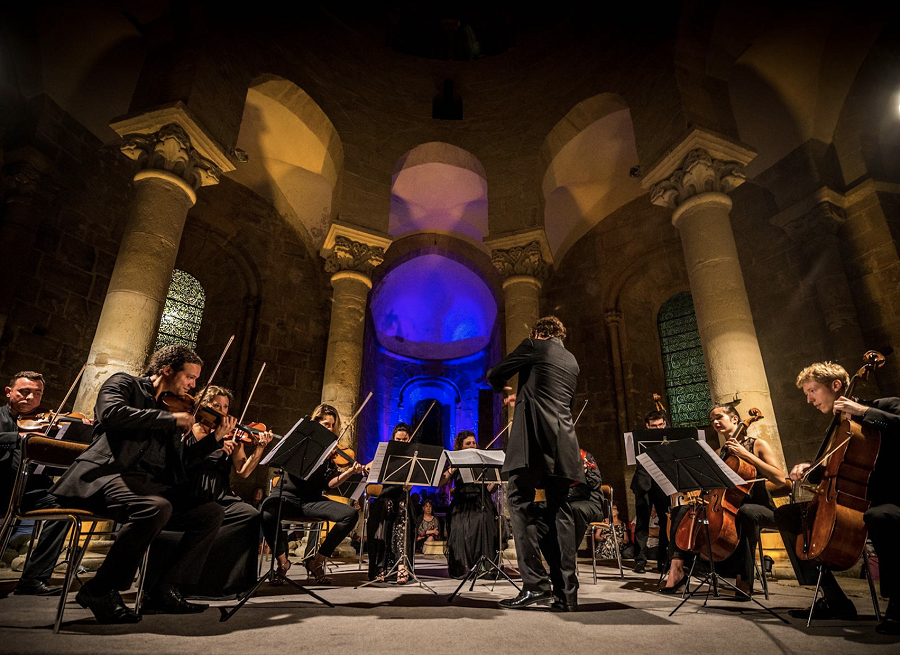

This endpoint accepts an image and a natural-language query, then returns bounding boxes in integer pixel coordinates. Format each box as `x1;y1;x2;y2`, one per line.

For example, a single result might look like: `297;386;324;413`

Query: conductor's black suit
487;337;584;602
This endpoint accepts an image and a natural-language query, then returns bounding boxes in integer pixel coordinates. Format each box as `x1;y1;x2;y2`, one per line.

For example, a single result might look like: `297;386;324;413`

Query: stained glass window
155;269;205;350
658;292;711;427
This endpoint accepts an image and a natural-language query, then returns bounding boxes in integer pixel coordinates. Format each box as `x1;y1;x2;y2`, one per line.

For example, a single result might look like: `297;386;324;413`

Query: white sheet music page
697;440;747;486
445;449;505;468
430;450;449;486
366;441;389;484
636;452;677;496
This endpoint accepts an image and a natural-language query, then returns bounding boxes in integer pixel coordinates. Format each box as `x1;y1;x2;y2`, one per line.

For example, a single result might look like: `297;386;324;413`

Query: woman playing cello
661;403;785;597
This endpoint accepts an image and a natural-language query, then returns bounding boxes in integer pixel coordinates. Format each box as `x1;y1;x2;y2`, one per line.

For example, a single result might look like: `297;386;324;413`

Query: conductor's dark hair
644;410;666;424
144;344;203;376
392;422;412;438
454;429;477;450
531;315;566;341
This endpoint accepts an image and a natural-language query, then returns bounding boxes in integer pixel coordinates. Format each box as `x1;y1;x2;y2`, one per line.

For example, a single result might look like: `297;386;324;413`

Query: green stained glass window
658;292;711;427
155;269;205;350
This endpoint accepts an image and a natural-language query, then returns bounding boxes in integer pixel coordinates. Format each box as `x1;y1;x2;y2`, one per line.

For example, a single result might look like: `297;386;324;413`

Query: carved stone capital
490;241;549;281
649;148;747;209
770;188;849;241
120;124;222;190
324;236;385;276
604;310;623;327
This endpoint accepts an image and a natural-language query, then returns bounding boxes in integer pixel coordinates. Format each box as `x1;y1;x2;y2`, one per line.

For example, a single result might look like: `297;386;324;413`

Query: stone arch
390;142;489;243
541;93;644;262
228;74;345;247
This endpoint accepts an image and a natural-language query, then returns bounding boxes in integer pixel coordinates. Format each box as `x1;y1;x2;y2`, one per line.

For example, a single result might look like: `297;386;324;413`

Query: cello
675;408;764;562
796;350;885;571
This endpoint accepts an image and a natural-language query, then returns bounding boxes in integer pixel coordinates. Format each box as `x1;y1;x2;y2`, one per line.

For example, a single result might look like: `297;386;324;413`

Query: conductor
487;316;584;612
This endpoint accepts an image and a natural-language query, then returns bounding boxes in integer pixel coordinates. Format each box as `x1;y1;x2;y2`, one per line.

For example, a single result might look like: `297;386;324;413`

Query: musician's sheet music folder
636;439;744;496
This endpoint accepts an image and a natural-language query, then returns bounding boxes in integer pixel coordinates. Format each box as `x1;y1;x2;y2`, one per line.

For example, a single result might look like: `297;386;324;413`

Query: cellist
659;404;785;597
775;362;900;635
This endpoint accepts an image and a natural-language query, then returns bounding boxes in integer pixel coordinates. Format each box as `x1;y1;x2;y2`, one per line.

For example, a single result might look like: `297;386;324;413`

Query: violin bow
43;363;87;437
408;400;436;442
335;391;374;445
573;399;588;426
232;362;266;443
484;419;513;450
183;334;234;441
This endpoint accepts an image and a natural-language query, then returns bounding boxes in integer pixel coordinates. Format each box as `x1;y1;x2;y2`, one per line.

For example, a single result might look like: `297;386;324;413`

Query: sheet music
625;431;635;465
445;448;505;468
365;441;389;485
696;440;746;486
636;452;677;495
260;416;304;467
33;423;70;476
458;467;502;484
431;450;448;486
350;479;368;502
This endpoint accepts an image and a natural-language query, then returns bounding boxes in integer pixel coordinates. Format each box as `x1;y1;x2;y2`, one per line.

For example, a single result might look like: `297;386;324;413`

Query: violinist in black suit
775;361;900;635
51;345;228;624
487;315;584;612
630;410;671;573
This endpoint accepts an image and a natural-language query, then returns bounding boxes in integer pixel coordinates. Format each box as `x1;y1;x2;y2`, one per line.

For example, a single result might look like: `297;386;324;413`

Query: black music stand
356;440;445;593
638;439;787;623
447;449;520;602
219;417;336;622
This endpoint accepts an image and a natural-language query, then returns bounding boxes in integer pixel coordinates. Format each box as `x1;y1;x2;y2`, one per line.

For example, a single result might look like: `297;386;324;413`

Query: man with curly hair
52;344;231;624
487;315;584;612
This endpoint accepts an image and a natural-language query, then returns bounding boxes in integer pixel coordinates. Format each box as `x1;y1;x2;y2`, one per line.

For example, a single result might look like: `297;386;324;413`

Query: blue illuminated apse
358;252;503;464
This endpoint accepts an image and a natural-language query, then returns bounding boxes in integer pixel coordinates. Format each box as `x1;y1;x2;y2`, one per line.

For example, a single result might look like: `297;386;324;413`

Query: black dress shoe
876;617;900;635
550;596;578;612
632;561;646;574
659;574;688;595
13;579;63;596
788;597;857;621
142;587;209;615
498;590;553;610
76;585;142;624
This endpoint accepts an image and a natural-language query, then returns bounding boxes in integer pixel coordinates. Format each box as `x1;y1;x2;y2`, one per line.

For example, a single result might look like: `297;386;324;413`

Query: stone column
320;223;391;450
0;153;51;339
604;309;628;444
486;230;551;423
643;132;785;465
771;192;869;370
75;116;231;414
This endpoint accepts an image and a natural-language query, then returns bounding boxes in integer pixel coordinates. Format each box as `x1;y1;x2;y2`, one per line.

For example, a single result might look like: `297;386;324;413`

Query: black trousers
508;468;577;599
71;472;224;593
733;503;776;587
18;489;69;585
633;486;669;565
774;501;900;601
261;491;357;559
569;498;604;549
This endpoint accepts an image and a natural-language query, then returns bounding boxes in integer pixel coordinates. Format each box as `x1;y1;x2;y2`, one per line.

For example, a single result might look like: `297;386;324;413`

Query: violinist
631;410;671;574
1;371;85;596
775;362;900;634
50;345;227;624
660;404;785;597
366;422;416;583
441;429;499;579
260;403;362;585
568;448;604;554
147;385;273;597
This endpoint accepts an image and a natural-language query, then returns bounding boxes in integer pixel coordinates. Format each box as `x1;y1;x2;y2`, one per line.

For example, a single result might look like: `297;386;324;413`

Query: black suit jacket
861;397;900;505
486;337;584;482
51;373;219;499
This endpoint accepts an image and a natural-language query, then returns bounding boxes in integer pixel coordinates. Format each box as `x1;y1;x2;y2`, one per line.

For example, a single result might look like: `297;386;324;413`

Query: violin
160;392;273;444
231;422;272;446
796;350;885;571
332;445;357;467
674;408;763;562
17;409;91;433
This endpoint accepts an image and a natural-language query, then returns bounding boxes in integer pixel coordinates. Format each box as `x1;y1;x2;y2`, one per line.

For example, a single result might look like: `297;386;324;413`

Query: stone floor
0;556;898;655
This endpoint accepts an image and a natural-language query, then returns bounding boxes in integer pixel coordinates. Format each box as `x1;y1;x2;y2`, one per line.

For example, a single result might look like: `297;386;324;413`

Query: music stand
356;440;445;593
447;449;520;602
219;417;337;622
638;439;787;623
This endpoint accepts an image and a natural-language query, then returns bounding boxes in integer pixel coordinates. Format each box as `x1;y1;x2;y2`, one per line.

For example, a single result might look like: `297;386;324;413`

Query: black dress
366;484;415;580
149;447;262;598
446;473;499;579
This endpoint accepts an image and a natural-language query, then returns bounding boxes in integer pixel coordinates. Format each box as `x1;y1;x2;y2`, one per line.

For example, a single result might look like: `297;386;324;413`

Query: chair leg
609;523;624;579
590;529;598;585
134;547;151;614
862;547;881;622
21;521;41;574
807;565;825;628
53;518;80;634
756;528;769;600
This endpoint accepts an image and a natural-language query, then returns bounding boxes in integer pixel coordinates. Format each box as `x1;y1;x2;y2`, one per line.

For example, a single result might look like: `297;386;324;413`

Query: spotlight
629;165;642;178
232;148;249;163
